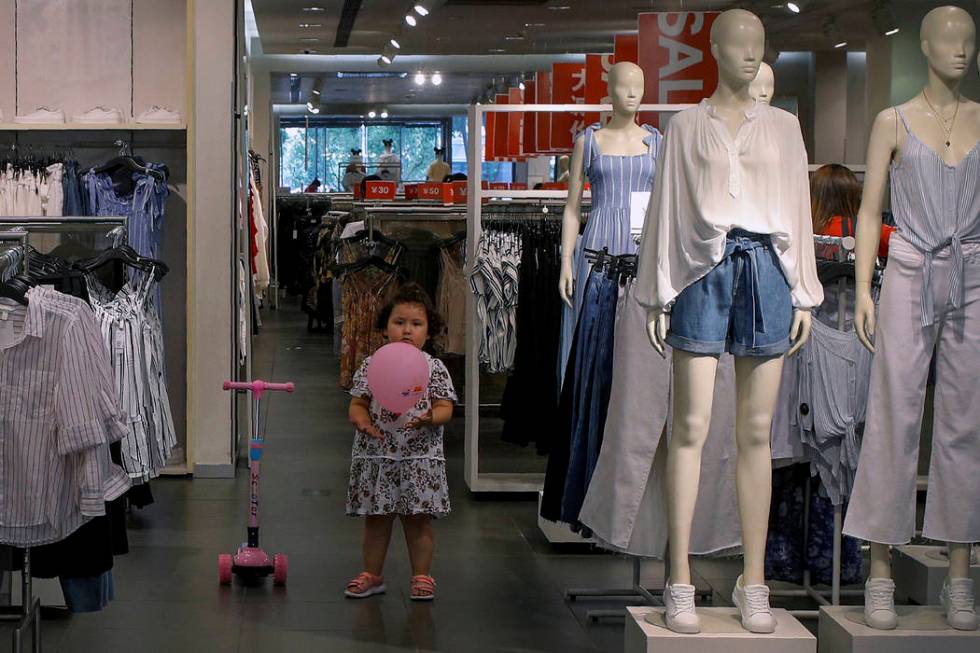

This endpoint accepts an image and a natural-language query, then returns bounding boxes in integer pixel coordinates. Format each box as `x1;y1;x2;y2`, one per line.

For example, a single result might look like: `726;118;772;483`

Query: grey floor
2;302;757;653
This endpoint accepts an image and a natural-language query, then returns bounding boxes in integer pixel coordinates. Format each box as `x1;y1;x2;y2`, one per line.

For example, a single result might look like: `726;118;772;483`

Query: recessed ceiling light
786;2;801;13
548;5;571;10
381;110;389;119
289;73;298;78
885;27;900;36
302;6;325;12
415;72;426;85
504;35;525;41
414;4;429;16
368;111;377;118
298;23;321;28
299;37;320;42
525;23;545;28
431;72;443;86
405;14;417;27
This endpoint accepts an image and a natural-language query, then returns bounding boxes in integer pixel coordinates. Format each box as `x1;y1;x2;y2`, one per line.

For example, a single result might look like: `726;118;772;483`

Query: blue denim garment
560;269;619;526
61;161;88;216
59;571;114;613
667;229;792;357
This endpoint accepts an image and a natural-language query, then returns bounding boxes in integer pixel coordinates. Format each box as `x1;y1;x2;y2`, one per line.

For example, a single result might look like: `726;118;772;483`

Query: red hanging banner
493;93;510;161
522;79;537;156
638;11;719;127
508;87;524;158
550;61;586;153
535;71;553;153
614;33;639;64
584;54;614;127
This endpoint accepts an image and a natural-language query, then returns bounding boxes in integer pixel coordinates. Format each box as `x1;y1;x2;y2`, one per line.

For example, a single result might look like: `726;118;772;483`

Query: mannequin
636;9;822;634
556;155;571;182
844;6;979;631
426;148;451;182
555;62;661;380
378;139;401;183
749;62;775;105
341;148;365;192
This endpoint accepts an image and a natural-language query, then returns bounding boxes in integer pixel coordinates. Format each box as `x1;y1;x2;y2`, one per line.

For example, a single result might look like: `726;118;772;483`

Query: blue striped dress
559;123;662;382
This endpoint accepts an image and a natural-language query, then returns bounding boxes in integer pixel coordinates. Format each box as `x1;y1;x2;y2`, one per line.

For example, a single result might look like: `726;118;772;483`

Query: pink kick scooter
218;379;295;586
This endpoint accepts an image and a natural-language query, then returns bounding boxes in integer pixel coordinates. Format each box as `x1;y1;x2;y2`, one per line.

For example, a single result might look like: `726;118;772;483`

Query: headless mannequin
852;5;979;590
749;62;775;105
558;62;649;306
426;150;451;182
645;9;812;594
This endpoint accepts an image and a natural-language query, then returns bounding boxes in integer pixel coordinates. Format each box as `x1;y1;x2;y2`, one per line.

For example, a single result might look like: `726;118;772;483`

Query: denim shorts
666;229;793;357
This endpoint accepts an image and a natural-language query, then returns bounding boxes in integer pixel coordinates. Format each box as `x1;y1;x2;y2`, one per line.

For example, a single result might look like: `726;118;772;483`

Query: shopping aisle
4;302;664;653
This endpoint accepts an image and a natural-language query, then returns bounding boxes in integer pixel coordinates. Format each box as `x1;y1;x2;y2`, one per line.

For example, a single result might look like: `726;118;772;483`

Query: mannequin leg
869;542;892;579
733;355;784;586
666;350;720;585
948;542;972;580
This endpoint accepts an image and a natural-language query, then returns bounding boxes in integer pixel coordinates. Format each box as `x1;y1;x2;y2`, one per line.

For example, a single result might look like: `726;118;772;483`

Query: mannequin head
607;62;644;116
382;138;394;153
558;155;570;175
433;147;445;161
710;9;765;88
920;6;976;82
749;62;775;104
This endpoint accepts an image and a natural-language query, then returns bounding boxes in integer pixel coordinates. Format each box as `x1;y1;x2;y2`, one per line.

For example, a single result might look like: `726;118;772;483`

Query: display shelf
0;122;186;131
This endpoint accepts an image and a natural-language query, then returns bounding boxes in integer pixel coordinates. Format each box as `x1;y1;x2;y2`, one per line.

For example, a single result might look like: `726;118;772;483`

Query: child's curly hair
375;283;445;353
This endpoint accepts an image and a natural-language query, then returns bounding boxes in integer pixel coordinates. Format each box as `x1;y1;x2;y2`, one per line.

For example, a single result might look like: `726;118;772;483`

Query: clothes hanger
0;275;31;306
75;244;169;281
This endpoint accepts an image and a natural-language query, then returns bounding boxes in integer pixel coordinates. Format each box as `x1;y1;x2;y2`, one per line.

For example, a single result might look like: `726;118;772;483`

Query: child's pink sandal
410;574;436;601
345;572;386;598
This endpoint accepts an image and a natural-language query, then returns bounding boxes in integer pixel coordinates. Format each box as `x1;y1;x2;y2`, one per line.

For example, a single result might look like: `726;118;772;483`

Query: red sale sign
419;182;453;205
639;12;719;127
584;53;614;127
364;180;396;200
508;87;524;158
493;93;509;161
522;79;537;155
550;62;586;152
615;33;638;64
535;71;553;153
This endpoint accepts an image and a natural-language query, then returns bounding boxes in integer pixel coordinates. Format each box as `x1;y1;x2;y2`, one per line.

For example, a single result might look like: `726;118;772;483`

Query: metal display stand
464;101;693;493
0;551;42;653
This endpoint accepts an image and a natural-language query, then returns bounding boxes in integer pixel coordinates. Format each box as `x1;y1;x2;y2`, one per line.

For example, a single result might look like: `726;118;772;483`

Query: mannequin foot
732;575;775;633
864;578;898;630
940;578;978;631
663;579;700;634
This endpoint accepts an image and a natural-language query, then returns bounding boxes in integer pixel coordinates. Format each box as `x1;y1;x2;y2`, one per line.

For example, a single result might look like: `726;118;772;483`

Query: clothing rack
0;232;29;279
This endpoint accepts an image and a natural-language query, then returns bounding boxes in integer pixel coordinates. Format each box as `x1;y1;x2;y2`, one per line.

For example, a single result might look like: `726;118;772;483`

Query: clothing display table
626;606;815;653
892;545;980;606
818;606;980;653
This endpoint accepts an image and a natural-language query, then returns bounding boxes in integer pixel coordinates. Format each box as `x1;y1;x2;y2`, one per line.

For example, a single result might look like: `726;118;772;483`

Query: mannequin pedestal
893;545;980;605
626;607;815;653
818;606;980;653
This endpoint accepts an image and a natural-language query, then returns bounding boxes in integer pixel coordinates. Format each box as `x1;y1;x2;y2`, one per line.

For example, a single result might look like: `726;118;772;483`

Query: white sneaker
73;106;126;124
732;574;776;633
14;107;66;124
662;578;700;634
940;578;978;631
136;106;181;124
864;577;898;630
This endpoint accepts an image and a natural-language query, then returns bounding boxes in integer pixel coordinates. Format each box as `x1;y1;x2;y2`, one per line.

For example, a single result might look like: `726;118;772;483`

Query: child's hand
353;416;384;440
406;410;433;430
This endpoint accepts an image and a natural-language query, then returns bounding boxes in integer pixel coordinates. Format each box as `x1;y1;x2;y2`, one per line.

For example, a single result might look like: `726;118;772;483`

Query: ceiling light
505;35;525;41
786;2;801;13
414;4;429;16
415;72;426;85
885;28;900;36
405;14;417;27
380;53;393;65
390;37;401;49
834;41;848;48
303;6;325;12
548;5;571;10
299;37;320;43
289;73;298;78
381;110;389;118
488;48;506;53
525;23;545;28
431;73;443;86
306;101;320;114
368;111;377;118
872;1;900;37
311;89;321;96
298;23;321;28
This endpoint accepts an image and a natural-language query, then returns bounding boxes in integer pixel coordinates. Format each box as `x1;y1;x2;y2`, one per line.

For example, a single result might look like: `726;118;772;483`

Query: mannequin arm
853;109;897;353
645;308;668;357
786;309;812;356
559;135;587;307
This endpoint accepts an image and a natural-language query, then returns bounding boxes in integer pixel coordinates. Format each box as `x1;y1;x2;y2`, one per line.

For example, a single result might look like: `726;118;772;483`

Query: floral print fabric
339;269;400;388
346;352;457;517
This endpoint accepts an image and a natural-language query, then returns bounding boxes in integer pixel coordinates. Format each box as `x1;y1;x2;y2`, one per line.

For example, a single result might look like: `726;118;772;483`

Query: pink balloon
366;343;430;414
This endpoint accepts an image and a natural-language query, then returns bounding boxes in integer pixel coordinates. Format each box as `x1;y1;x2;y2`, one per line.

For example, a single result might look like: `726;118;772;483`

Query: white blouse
635;99;823;313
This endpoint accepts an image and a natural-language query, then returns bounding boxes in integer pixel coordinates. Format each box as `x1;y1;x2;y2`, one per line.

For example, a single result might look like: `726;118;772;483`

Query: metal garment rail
464;102;692;492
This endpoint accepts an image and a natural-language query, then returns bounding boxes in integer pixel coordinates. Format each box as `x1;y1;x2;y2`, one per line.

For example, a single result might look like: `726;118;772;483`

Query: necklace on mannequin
921;89;960;148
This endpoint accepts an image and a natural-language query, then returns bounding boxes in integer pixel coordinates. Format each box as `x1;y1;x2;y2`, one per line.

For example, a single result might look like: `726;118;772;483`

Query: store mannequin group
844;5;979;631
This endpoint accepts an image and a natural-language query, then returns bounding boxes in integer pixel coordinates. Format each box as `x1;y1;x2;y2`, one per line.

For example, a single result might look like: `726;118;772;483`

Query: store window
279;119;449;191
450;115;514;184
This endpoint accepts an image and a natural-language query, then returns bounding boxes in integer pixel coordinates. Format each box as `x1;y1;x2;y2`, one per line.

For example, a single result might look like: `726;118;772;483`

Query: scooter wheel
273;553;288;586
218;554;234;585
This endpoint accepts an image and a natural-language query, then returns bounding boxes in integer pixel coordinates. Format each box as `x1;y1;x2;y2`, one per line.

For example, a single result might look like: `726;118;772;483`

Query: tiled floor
6;302;721;652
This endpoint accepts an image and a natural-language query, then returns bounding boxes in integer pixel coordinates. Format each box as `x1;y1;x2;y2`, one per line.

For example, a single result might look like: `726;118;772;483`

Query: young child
345;283;457;601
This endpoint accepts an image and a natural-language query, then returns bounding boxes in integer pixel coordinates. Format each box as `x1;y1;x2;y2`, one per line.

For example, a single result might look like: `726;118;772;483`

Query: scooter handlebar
222;380;295;395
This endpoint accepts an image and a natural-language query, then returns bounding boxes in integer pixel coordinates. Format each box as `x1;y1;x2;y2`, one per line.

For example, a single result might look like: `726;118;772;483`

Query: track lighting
405;14;417;27
381;110;389;119
368;111;377;118
786;2;801;13
380;54;393;65
872;1;900;37
390;37;401;49
823;19;846;50
431;73;443;86
415;72;426;85
414;4;429;17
